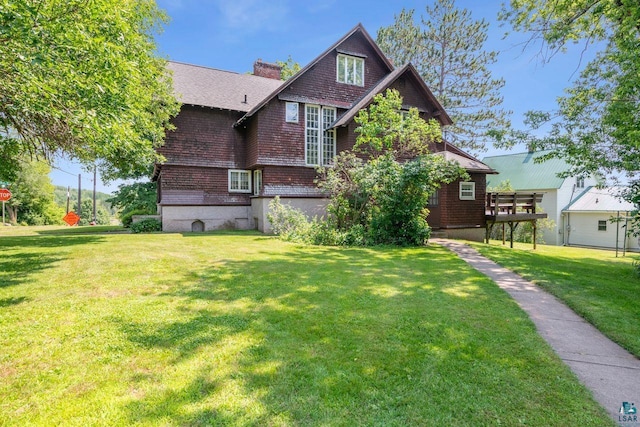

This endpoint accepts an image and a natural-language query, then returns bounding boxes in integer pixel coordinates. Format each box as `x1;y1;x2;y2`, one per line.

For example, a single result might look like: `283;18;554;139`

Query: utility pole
92;166;97;225
78;174;82;221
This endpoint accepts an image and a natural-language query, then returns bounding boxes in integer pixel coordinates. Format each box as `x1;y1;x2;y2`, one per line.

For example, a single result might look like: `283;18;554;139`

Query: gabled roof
168;61;283;112
563;186;636;212
483;150;569;190
332;63;452;127
235;23;394;127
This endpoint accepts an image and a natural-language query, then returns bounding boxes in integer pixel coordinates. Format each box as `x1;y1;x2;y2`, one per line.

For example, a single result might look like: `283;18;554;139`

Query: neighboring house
562;186;639;251
154;24;495;239
483;149;598;245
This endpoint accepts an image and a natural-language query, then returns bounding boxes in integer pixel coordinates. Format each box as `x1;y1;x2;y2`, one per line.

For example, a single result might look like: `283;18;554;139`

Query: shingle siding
156;24;492;235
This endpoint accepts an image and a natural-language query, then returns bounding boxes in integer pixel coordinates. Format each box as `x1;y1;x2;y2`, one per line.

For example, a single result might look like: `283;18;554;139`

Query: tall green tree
0;0;179;183
377;1;511;153
317;89;466;245
5;159;64;225
497;0;640;225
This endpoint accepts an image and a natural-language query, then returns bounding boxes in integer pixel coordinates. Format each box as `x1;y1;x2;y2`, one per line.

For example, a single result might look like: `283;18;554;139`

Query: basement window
229;170;251;193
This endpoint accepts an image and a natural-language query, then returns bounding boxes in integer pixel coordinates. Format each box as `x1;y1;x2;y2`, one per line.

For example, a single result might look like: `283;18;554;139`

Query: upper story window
337;54;364;86
576;177;585;188
229;169;251;193
285;102;299;123
305;105;336;166
459;182;476;200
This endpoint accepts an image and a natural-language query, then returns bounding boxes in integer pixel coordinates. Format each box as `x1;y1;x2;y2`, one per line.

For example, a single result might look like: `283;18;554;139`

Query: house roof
563;186;636;212
482;150;570;190
235;23;394;127
168;61;283;112
436;150;496;174
332;63;452;127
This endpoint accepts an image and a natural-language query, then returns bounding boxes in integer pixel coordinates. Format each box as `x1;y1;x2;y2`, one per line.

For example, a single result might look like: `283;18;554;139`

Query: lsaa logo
619;402;638;426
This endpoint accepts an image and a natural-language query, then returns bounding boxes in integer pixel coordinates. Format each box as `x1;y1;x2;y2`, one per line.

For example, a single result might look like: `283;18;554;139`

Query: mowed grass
0;227;612;426
468;240;640;358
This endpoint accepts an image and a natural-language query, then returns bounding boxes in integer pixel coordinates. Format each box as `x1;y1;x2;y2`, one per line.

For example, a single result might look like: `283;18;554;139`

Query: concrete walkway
433;239;640;422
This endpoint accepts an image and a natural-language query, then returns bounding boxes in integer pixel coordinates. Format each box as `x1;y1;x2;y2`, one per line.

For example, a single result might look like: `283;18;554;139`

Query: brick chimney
253;59;282;80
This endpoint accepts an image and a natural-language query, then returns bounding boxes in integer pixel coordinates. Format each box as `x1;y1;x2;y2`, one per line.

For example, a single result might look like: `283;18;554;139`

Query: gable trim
331;63;452;128
234;23;394;128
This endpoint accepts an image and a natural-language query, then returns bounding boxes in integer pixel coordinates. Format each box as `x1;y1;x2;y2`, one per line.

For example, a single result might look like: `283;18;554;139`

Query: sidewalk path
433;239;640;422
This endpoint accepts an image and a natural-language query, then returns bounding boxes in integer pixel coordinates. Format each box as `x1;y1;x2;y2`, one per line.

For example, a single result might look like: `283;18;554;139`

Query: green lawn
468;240;640;358
0;227;613;426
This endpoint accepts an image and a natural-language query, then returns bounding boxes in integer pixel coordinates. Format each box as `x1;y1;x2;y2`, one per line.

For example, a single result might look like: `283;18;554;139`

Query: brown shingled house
153;24;495;239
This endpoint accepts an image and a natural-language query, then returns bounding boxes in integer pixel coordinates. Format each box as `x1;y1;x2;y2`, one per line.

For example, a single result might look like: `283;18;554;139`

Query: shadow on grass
0;296;29;307
0;235;105;288
117;243;585;425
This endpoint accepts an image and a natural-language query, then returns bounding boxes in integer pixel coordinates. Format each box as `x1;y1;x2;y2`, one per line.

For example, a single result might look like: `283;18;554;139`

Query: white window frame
336;54;364;86
253;170;262;196
576;177;585;188
305;104;336;166
285;102;299;123
459;182;476;200
228;169;251;193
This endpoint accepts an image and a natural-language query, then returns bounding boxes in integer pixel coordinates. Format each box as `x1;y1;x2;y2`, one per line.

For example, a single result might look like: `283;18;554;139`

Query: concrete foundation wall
161;205;253;232
253;197;328;233
441;227;485;242
161;198;329;233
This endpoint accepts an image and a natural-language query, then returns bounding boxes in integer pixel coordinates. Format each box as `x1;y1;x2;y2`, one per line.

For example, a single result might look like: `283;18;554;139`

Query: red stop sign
0;188;11;202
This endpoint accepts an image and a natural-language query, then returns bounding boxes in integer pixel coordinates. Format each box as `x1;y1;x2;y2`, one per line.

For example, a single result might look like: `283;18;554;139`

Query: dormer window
337;54;364;86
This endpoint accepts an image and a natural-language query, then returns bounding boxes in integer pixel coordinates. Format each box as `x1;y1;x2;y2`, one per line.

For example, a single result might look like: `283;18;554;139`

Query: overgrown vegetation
0;228;613;425
268;89;466;246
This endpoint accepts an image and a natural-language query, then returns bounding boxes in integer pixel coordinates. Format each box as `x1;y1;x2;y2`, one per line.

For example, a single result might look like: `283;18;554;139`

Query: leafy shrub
130;218;162;233
121;208;151;228
266;197;311;242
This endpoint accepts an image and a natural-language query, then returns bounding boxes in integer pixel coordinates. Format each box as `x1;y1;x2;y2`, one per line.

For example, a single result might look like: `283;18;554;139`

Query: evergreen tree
377;1;510;153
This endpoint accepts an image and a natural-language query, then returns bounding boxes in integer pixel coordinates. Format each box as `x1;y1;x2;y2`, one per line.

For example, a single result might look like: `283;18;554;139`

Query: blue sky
51;0;594;193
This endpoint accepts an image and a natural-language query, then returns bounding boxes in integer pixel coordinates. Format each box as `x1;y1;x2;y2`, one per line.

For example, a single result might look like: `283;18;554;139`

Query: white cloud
214;0;290;32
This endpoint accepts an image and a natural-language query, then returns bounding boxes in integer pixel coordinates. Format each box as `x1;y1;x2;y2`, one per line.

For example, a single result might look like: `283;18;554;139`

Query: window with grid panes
305;105;336;166
228;170;251;193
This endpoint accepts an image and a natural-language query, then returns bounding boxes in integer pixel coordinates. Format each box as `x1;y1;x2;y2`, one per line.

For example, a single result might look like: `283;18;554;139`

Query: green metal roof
482;150;569;191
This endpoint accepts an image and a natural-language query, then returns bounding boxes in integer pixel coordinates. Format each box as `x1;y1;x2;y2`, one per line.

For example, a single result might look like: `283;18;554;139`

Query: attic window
337;54;364;86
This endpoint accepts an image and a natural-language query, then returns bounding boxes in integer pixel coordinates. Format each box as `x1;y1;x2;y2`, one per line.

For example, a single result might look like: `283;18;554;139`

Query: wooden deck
485;192;548;249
